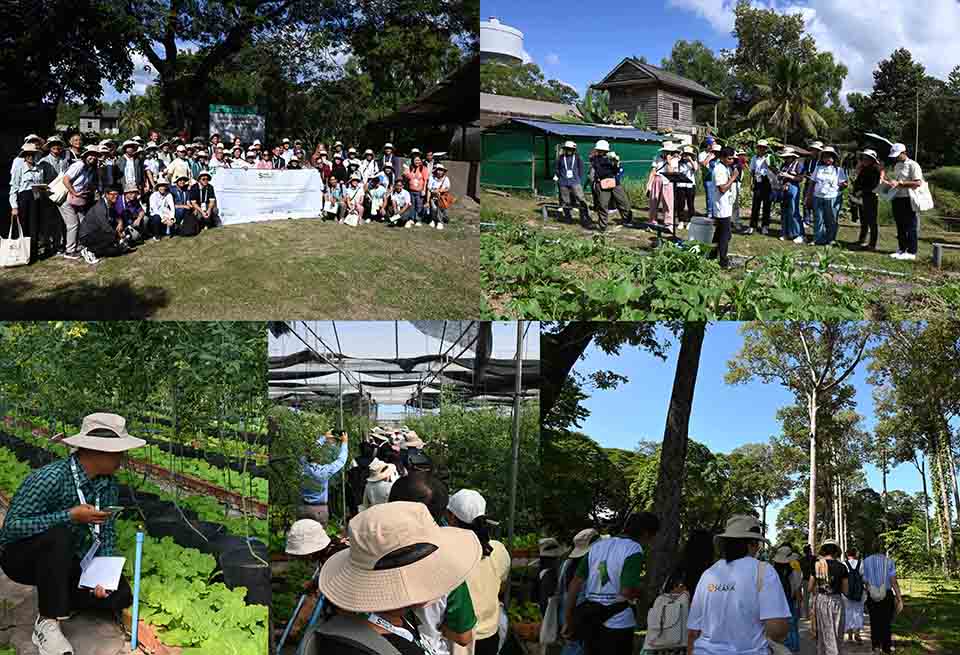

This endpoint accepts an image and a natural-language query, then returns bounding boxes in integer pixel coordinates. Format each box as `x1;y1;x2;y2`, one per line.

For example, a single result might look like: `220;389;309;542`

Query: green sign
209;105;258;115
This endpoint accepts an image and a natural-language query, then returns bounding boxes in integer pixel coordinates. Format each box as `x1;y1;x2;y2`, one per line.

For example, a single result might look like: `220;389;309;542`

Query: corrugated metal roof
480;93;579;119
508;118;665;142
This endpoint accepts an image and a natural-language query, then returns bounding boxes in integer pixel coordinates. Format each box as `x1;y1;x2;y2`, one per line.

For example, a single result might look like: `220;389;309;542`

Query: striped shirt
861;554;896;589
0;455;118;558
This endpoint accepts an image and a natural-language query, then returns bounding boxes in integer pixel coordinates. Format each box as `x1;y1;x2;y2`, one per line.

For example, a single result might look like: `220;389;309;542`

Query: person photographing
0;413;144;655
301;430;349;524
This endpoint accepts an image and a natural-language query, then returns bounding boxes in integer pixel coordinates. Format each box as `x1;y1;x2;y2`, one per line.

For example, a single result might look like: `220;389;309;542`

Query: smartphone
103;506;125;515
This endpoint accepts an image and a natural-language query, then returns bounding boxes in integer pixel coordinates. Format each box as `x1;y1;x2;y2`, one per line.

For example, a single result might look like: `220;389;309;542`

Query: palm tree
118;96;154;136
748;57;829;142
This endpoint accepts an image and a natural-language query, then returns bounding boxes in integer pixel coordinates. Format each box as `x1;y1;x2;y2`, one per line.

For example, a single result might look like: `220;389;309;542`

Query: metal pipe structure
503;321;525;610
130;530;144;652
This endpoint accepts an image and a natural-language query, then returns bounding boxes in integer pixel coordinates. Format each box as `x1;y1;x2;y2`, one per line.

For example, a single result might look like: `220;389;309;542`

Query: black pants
594;184;632;230
80;231;125;258
891;196;918;254
751;176;772;229
866;591;895;653
584;625;633;655
857;193;879;248
0;524;132;618
474;633;500;655
674;186;696;223
710;216;732;267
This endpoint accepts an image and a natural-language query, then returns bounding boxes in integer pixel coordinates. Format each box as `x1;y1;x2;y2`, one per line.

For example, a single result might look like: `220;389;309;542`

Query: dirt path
798;614;877;655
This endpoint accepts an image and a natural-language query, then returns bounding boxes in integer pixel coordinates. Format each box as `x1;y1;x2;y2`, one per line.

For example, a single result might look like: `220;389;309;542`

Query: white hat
711;143;722;152
779;148;798;158
773;545;793;564
348;147;357;153
318;502;481;612
860;149;879;163
23;134;42;144
410;147;421;154
132;136;143;143
403;431;424;449
594;139;610;152
18;143;40;156
81;145;101;158
562;141;577;149
659;142;678;153
62;413;146;452
539;537;569;558
819;146;838;157
176;145;186;153
888;143;907;158
364;149;374;155
448;489;494;525
197;170;212;180
122;139;138;149
283;137;291;143
366;458;397;482
808;141;824;150
757;139;770;147
245;150;256;157
434;163;447;171
286;519;331;555
682;145;696;154
383;142;394;149
715;514;767;542
569;528;600;558
253;139;262;146
350;172;363;182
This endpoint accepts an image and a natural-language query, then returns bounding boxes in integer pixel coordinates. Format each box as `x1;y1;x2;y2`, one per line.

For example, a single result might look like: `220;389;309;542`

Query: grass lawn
0;203;480;319
891;577;960;654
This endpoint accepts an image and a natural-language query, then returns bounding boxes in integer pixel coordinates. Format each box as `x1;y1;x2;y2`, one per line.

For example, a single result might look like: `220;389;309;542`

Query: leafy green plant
507;601;542;624
0;446;31;495
511;533;541;550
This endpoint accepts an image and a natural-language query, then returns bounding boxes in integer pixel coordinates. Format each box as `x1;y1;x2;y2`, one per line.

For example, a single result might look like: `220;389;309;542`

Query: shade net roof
268;321;540;409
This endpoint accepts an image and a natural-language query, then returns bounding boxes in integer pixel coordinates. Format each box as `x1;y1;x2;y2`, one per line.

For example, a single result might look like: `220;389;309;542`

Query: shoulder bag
48;173;68;205
909;181;934;212
0;216;30;267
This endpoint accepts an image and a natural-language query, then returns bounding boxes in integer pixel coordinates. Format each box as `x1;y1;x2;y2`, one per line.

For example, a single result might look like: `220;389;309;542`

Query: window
87;121;94;129
672;102;680;121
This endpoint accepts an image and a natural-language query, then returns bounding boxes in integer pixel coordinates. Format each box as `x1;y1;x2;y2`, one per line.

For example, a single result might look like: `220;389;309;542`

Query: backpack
642;591;688;650
845;560;864;602
299;614;403;655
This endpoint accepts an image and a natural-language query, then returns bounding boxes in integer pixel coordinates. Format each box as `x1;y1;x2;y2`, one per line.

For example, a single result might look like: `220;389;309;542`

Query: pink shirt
255;160;273;169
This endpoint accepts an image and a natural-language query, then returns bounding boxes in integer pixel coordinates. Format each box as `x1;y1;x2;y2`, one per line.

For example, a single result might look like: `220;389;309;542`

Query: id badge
566;169;574;179
80;537;100;572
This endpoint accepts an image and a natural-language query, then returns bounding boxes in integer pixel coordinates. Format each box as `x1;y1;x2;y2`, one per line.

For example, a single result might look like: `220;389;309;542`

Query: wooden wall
607;86;695;133
655;89;694;133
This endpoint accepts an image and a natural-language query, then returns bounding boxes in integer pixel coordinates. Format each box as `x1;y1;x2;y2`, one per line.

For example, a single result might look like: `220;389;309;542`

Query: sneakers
430;221;437;228
364;219;371;224
33;616;74;655
404;220;414;229
793;236;805;244
151;236;159;242
437;222;444;230
761;226;769;235
415;222;422;227
743;227;754;235
80;247;100;265
62;251;82;261
900;252;917;261
890;251;904;259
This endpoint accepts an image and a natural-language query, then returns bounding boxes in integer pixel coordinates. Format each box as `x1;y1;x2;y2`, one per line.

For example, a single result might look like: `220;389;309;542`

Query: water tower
480;17;525;65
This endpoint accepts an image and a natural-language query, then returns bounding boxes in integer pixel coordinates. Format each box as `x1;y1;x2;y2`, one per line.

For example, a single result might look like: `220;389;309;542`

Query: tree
644;322;706;608
480;62;579;104
661;40;732;126
729;442;792;536
748;57;829;141
726;322;871;548
577;88;611;124
948;66;960;96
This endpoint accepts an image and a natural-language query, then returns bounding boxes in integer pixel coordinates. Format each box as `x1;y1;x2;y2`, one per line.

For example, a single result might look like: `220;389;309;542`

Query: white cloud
545;53;560;66
669;0;960;101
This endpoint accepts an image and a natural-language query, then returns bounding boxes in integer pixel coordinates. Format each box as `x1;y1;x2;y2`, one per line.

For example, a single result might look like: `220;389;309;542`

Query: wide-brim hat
350;173;363;182
434;163;447;171
756;139;770;148
145;141;159;151
45;136;64;147
197;170;212;180
808;141;824;150
121;140;138;149
122;183;139;194
539;537;569;558
711;143;722;152
861;149;880;163
773;545;793;564
569;528;600;558
286;518;331;555
403;432;424;449
383;143;394;150
659;142;678;153
715;514;768;543
820;538;840;549
23;133;43;144
81;146;101;158
780;149;798;158
175;174;190;183
155;178;170;188
62;413;146;452
682;145;696;154
819;146;838;157
367;461;397;483
319;502;481;612
562;140;577;149
18;143;40;156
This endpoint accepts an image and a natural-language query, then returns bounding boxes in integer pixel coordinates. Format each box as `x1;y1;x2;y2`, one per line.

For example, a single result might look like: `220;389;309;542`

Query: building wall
80;117;101;133
607;87;659;126
655;89;694;134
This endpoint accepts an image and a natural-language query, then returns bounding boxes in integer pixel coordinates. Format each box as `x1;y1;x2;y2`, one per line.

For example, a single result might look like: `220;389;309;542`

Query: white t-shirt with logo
712;164;734;219
583;536;643;629
687;557;791;655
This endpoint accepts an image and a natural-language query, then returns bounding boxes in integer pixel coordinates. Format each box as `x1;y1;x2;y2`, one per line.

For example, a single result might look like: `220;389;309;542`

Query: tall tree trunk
644;322;706;609
540;323;598;424
807;390;819;549
931;440;952;574
941;420;960;530
920;453;932;553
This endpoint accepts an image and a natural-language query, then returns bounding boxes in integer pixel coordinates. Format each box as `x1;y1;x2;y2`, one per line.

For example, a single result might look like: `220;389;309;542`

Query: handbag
437;191;457;209
599;178;616;190
909;181;934;212
343;212;360;227
0;216;30;267
48;173;68;205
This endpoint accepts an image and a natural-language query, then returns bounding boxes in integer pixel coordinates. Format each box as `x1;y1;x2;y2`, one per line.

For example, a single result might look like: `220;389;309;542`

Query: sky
573;322;930;542
480;0;960;102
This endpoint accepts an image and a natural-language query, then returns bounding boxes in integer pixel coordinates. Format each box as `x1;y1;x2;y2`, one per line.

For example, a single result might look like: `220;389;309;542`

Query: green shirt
0;455;118;558
445;581;477;633
575;549;644;589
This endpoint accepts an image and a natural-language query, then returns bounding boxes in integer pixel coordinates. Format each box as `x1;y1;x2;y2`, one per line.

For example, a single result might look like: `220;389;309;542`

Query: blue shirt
861;554;896;588
302;440;348;504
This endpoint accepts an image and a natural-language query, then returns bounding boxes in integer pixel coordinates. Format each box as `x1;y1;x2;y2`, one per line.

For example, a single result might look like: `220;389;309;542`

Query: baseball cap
448;489;496;525
888;143;907;158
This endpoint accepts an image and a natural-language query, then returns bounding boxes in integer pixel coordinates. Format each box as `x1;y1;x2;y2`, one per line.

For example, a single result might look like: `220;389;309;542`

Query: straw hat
350;173;363;182
773;545;793;564
562;141;577;150
62;413;146;453
682;145;696;155
861;149;880;163
121;139;138;149
403;431;424;449
18;143;40;157
286;519;331;555
318;502;481;612
448;489;498;526
155;178;170;189
715;514;767;543
756;139;770;148
819;146;838;157
197;170;212;180
539;537;569;558
366;459;397;482
569;528;601;559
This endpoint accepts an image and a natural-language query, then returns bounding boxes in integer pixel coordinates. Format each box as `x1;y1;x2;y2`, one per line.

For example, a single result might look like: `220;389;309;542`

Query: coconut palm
748;57;829;142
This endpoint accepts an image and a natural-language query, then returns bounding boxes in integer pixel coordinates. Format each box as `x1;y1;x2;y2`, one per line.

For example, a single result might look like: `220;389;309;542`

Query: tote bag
48;173;68;205
0;216;30;267
910;181;934;212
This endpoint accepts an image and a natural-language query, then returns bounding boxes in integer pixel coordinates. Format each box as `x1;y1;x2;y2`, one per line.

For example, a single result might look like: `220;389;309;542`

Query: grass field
0;203;480;320
892;577;960;653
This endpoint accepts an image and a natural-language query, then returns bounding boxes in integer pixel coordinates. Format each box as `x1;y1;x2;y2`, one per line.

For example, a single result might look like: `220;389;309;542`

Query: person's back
78;198;115;242
688;557;787;655
581;536;642;629
464;539;510;643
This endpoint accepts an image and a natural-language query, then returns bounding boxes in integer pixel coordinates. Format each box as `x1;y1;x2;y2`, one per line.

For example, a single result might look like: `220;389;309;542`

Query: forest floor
0;199;480;320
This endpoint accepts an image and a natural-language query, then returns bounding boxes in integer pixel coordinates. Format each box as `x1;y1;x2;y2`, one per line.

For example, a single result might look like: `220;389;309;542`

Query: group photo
479;1;960;320
0;0;479;320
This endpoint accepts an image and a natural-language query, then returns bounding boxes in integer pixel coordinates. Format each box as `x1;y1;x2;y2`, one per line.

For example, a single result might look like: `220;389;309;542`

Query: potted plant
507;601;542;642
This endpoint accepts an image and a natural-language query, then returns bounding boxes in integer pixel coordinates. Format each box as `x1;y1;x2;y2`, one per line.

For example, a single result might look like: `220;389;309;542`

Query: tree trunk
931;440;951;574
807;390;818;549
761;502;767;541
644;322;706;609
920;453;931;553
540;323;598;425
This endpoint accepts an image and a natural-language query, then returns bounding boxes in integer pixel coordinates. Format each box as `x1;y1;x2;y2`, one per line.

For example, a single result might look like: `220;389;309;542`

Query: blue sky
480;1;960;101
572;322;928;542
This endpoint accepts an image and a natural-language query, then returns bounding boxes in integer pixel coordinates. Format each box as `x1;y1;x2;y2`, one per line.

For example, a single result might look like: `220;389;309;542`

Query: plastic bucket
220;540;271;606
687;217;716;245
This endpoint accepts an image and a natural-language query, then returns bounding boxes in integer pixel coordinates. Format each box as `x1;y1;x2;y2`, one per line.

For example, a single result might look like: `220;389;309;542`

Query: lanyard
562;155;575;174
70;457;100;537
367;613;435;654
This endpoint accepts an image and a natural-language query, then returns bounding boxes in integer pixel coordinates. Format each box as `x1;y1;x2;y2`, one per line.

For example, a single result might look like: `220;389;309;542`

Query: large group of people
6;131;456;266
554;135;926;268
538;513;906;655
292;425;511;655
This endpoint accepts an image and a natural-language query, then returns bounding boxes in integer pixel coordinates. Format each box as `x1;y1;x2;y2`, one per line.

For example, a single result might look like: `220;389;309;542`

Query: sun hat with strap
569;528;600;559
286;518;331;555
62;413;146;452
318;501;481;612
714;514;768;543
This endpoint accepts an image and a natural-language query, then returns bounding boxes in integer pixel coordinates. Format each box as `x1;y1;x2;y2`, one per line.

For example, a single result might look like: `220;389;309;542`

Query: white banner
215;169;326;224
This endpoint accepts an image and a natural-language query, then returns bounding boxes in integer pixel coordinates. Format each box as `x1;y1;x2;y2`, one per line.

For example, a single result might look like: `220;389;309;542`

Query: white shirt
678;158;697;186
583;536;643;629
428;175;450;193
813;165;845;198
712;164;734;218
148;191;175;219
123;155;138;187
416;597;452;655
688;557;791;655
750;154;770;179
391;189;411;210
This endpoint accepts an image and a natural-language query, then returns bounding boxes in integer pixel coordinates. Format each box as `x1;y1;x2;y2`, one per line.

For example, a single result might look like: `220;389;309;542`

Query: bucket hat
286;519;331;555
45;136;64;147
539;537;569;558
711;143;722;152
780;148;798;158
155;178;170;189
23;133;43;144
364;149;374;155
121;139;138;150
123;183;139;194
773;545;793;564
81;146;101;158
756;139;770;148
448;489;498;526
18;143;40;157
403;431;424;449
62;413;146;452
366;458;397;482
808;141;824;150
197;170;212;181
819;146;838;157
682;145;696;155
383;142;394;150
820;538;840;549
715;514;767;543
861;149;880;163
569;528;601;559
434;163;447;172
318;501;481;612
175;174;190;183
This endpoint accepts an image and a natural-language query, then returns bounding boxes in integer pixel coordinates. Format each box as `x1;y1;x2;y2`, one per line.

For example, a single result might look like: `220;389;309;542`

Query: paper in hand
78;557;125;591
